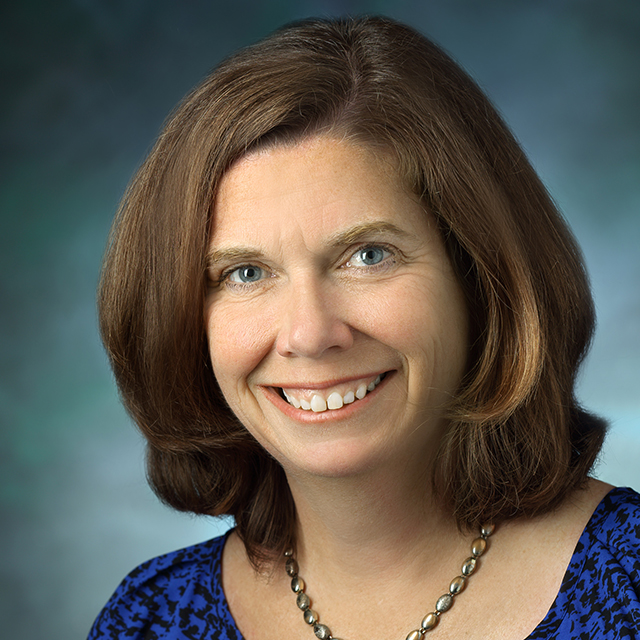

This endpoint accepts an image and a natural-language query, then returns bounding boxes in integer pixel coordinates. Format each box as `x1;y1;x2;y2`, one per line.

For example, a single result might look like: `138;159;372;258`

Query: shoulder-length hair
99;16;606;566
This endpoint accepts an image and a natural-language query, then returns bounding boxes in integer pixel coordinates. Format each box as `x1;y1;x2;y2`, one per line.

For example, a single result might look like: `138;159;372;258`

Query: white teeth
327;392;344;410
367;376;380;391
282;374;385;412
283;390;301;409
310;395;327;412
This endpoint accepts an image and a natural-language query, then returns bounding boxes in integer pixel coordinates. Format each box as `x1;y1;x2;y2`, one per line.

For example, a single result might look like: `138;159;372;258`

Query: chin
271;434;412;481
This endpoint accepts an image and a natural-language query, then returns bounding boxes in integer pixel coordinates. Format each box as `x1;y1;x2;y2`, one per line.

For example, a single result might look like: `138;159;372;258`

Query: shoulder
531;486;640;639
588;486;640;553
577;486;640;602
88;531;242;640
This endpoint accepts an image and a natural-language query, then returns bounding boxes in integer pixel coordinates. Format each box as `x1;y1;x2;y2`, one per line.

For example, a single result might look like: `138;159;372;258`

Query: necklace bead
449;575;466;595
471;537;487;557
286;557;299;576
461;557;476;576
292;576;305;593
421;612;439;631
435;593;453;613
304;609;319;625
297;592;311;610
314;623;332;639
286;524;494;639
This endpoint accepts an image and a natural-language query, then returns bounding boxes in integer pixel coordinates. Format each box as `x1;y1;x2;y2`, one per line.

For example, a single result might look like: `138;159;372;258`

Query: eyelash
213;243;398;292
344;243;397;272
215;265;271;291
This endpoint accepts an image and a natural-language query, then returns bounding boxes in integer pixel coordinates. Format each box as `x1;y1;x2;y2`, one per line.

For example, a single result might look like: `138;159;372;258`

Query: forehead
219;136;399;201
210;136;425;248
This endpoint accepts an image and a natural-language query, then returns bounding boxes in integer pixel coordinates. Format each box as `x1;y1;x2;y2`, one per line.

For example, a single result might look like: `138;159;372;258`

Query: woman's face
205;137;468;479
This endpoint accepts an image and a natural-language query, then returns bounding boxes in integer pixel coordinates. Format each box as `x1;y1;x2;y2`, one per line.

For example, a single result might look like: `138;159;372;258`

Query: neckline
522;485;632;637
213;486;631;640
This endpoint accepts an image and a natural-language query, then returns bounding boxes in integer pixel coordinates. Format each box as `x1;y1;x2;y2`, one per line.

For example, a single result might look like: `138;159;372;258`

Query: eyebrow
326;221;412;246
206;246;264;269
205;221;412;268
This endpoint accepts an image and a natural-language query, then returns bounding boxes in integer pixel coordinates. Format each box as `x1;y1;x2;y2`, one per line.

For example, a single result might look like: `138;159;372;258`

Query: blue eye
359;247;385;265
228;265;264;283
349;246;389;267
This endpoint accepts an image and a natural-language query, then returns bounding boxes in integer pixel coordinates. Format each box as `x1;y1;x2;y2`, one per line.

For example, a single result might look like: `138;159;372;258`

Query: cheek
356;276;468;386
205;302;275;390
359;276;467;345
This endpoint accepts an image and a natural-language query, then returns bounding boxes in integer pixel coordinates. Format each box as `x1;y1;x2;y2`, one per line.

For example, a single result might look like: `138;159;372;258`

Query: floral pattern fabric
89;487;640;639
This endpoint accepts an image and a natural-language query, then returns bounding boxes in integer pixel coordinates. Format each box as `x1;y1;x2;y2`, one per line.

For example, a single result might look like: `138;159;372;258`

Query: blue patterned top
89;487;640;639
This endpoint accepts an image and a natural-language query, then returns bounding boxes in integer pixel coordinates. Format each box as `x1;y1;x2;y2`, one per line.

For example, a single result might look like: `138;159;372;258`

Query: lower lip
261;372;394;423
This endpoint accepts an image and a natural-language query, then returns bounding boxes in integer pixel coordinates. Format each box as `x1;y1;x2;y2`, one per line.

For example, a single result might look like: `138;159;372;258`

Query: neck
285;457;465;584
273;461;478;640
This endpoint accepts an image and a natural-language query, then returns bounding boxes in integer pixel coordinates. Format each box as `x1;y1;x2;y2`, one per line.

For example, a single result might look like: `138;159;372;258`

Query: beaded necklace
284;523;495;640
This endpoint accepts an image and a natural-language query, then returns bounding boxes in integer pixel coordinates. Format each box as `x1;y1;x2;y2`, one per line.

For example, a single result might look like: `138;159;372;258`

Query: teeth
327;392;343;410
310;395;327;412
283;390;301;409
281;375;385;413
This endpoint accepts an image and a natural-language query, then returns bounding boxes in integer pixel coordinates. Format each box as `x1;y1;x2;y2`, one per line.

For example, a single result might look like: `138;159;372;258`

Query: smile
277;373;387;413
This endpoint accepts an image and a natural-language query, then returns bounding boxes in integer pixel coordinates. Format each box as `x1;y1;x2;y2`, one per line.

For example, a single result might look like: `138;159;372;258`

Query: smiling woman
90;15;639;640
205;138;468;480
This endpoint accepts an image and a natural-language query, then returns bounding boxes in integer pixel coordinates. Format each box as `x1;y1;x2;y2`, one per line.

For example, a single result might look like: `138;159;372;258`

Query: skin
204;137;612;640
205;136;468;481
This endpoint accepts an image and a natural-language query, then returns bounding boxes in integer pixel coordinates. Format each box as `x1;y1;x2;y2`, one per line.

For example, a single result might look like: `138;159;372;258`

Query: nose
275;279;354;359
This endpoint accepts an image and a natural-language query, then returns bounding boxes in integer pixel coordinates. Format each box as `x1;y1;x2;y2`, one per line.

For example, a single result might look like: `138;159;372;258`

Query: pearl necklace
284;524;495;640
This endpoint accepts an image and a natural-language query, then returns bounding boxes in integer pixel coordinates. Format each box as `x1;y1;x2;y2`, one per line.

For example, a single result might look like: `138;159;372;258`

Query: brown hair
98;16;606;566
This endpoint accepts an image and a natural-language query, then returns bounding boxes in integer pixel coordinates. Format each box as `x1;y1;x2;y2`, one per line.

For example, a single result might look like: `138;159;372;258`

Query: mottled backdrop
1;1;638;638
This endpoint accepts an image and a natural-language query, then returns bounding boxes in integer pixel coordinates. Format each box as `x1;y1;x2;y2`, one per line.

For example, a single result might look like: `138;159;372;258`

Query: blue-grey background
1;1;638;638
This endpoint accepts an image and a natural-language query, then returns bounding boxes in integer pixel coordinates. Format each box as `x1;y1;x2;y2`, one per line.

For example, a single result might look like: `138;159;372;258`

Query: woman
89;16;639;640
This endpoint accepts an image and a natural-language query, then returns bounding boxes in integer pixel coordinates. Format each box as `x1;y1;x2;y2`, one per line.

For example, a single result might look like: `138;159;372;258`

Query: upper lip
266;371;392;390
